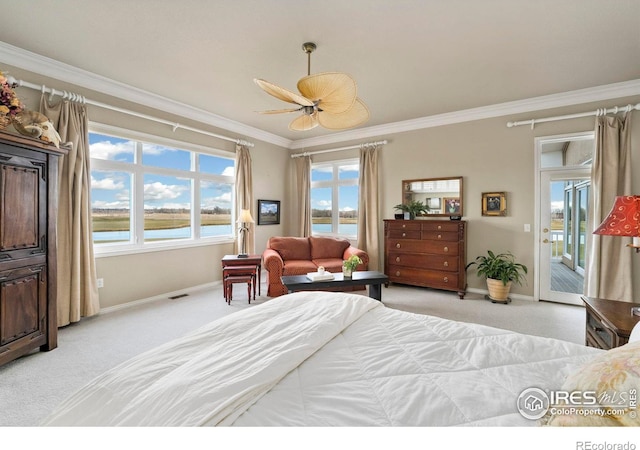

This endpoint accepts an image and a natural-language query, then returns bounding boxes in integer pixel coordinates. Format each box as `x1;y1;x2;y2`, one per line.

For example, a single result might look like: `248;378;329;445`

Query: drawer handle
402;232;406;237
443;246;449;252
402;224;406;228
396;243;401;249
437;225;442;230
443;261;449;267
443;277;449;283
395;271;401;277
437;234;442;239
395;257;401;263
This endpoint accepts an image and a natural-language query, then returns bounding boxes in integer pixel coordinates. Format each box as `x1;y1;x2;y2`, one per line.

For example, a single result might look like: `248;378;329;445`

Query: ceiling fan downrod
302;42;316;76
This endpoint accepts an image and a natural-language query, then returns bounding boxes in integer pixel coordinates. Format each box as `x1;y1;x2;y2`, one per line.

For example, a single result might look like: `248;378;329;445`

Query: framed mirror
402;176;463;217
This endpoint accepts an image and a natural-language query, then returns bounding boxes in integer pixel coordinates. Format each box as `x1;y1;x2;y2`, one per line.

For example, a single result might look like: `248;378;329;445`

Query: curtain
294;156;312;237
357;143;381;270
585;111;633;301
40;96;100;326
234;144;254;255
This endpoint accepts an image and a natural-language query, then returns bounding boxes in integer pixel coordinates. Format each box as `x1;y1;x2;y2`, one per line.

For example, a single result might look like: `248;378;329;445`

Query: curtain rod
290;140;387;158
7;76;254;148
507;103;640;129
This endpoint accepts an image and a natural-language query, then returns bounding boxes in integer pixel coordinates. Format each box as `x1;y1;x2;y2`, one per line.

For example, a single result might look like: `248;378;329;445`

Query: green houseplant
394;200;429;219
342;254;362;278
466;251;528;303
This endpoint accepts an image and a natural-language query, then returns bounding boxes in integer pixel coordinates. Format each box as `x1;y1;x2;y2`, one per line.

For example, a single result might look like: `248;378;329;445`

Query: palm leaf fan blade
317;98;370;130
289;113;319;131
257;108;301;114
297;72;357;114
254;79;314;107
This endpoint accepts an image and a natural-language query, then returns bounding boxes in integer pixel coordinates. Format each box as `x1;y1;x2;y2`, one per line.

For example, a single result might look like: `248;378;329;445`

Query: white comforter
42;292;601;426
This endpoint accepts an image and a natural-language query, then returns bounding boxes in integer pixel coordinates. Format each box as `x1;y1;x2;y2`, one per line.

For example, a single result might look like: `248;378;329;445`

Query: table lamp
237;209;254;258
593;195;640;253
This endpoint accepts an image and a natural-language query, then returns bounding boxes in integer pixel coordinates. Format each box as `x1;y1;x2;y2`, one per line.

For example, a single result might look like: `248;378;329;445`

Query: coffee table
281;270;389;301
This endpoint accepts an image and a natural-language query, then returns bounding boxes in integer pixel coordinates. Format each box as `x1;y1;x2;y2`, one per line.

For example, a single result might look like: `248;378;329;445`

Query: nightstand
581;296;640;350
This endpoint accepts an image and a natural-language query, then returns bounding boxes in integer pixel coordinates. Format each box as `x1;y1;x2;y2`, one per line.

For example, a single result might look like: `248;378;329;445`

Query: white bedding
42;292;601;426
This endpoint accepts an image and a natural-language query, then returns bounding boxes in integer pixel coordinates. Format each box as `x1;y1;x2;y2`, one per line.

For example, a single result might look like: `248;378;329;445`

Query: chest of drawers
384;219;466;298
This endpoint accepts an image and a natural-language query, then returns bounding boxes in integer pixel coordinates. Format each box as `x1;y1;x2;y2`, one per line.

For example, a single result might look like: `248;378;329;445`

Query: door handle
543;228;549;233
543;239;549;243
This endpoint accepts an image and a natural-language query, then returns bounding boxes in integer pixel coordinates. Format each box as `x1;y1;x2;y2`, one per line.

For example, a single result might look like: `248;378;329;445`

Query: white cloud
222;166;234;176
340;206;355;212
90;140;134;160
316;200;331;209
144;181;188;201
91;175;125;190
92;199;130;209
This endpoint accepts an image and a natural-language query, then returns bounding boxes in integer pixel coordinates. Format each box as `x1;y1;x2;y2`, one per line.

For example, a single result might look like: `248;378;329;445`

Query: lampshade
593;195;640;248
237;209;254;224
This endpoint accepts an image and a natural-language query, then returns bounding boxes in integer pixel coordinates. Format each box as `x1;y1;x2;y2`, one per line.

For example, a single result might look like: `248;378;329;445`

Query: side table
222;254;262;296
581;296;640;350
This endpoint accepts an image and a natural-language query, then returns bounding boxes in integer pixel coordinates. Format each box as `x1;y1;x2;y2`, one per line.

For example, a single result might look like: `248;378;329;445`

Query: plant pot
486;278;512;302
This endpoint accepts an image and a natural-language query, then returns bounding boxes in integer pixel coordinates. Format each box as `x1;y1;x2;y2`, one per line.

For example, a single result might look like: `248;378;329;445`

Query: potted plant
394;200;429;219
342;254;362;278
466;251;528;303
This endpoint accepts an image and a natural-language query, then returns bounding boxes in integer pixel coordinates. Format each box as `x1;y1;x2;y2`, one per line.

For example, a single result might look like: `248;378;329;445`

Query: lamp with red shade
593;195;640;253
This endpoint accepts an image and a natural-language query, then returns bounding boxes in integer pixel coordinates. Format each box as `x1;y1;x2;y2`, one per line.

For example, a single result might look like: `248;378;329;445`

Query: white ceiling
1;0;639;146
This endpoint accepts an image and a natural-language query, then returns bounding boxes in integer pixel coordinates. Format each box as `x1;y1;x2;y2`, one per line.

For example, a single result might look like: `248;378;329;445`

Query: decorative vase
342;266;352;279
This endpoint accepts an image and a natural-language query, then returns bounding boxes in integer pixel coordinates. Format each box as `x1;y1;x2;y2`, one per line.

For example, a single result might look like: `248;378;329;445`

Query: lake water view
94;223;357;242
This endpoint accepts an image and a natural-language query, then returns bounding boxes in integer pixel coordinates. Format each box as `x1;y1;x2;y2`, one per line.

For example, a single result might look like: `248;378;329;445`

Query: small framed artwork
257;199;280;225
482;192;507;216
443;197;461;215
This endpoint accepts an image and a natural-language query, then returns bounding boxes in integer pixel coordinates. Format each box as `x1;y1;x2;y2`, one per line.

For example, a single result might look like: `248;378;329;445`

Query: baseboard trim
99;281;222;315
466;287;535;302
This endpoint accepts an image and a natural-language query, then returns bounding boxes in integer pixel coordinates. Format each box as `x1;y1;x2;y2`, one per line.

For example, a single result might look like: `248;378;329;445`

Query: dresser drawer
421;221;460;232
388;229;421;239
421;230;459;242
388;265;459;289
388;239;459;256
387;252;458;272
387;221;422;231
585;310;615;350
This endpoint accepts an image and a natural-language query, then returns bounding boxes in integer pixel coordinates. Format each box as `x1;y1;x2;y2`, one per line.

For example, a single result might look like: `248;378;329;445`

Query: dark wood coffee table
281;270;389;301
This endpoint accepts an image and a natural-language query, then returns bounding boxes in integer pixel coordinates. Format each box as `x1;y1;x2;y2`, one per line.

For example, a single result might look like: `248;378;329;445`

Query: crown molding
290;79;640;149
2;42;638;151
0;42;292;149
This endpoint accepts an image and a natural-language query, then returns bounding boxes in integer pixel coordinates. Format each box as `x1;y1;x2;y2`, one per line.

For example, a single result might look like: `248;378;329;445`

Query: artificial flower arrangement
0;70;24;126
343;254;362;273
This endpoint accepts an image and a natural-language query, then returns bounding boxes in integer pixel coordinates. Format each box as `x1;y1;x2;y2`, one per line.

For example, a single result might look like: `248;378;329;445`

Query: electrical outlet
97;278;104;288
524;224;531;232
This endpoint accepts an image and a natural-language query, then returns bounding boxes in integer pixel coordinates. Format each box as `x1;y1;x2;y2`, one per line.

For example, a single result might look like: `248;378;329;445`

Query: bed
41;291;639;427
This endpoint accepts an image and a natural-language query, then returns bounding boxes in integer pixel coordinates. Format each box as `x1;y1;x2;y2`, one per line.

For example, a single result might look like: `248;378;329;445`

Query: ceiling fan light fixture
254;42;369;131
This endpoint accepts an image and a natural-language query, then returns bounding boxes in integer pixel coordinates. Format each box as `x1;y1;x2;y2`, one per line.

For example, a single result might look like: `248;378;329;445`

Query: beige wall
6;64;640;306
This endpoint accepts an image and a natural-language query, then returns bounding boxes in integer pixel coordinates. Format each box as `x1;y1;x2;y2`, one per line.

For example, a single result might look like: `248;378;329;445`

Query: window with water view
90;131;235;249
310;160;359;237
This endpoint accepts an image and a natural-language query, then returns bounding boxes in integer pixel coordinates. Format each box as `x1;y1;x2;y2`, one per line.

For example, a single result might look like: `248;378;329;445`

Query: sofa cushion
309;236;350;260
282;260;318;275
311;258;344;273
269;237;311;261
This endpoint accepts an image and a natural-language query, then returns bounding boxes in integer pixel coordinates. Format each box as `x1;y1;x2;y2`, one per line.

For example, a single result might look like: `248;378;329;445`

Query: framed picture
482;192;507;216
257;199;280;225
443;197;461;215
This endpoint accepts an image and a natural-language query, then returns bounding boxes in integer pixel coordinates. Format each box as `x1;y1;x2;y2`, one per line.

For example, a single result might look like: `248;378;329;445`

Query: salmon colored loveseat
262;236;369;297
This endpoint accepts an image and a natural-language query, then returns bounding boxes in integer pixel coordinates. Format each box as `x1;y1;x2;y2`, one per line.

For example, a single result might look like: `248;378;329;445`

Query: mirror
402;176;463;217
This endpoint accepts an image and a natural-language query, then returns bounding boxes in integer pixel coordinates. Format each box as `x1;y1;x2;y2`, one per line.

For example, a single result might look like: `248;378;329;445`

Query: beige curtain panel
234;144;254;255
357;144;381;271
40;96;100;326
585;111;633;301
294;156;312;237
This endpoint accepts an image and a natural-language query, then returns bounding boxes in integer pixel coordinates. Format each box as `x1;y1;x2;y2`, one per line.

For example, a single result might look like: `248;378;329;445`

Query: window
89;127;235;253
310;159;359;237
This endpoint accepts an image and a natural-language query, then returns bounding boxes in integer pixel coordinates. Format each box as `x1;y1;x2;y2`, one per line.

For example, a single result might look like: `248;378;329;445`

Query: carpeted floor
0;279;586;427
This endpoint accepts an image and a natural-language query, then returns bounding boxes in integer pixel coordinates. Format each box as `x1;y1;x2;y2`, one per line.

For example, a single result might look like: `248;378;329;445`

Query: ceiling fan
254;42;369;131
